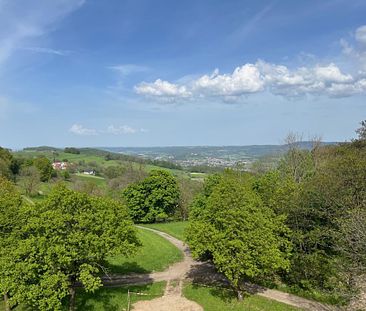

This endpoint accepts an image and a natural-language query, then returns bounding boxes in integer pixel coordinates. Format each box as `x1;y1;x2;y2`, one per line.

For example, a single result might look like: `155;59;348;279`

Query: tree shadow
104;261;149;274
186;260;267;303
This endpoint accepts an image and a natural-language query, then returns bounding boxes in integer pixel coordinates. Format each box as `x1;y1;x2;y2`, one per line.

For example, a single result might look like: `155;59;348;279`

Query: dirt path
103;226;340;311
132;279;203;311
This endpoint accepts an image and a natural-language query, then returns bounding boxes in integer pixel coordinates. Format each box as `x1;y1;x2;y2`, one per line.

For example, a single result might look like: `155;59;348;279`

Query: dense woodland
0;121;365;310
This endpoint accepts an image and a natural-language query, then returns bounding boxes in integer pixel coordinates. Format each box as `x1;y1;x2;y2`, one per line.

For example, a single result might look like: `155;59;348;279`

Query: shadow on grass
104;261;149;274
186;260;268;303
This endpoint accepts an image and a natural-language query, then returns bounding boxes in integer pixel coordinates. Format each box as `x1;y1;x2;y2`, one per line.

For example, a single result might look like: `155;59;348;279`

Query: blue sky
1;0;366;149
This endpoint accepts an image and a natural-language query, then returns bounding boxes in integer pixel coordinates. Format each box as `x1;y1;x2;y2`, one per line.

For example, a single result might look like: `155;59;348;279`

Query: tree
64;147;80;154
19;166;41;196
33;157;53;182
0;147;13;180
356;120;366;141
0;177;25;311
123;170;180;223
176;178;202;220
11;185;140;311
186;172;292;299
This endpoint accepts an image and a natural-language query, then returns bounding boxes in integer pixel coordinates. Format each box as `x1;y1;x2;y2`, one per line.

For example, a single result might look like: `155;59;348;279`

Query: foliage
123;170;180;223
33;157;53;182
19;166;41;196
7;185;140;311
186;171;292;298
64;147;80;154
0;177;25;310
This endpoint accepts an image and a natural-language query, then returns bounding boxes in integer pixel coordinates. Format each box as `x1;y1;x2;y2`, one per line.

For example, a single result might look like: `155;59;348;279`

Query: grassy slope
0;283;166;311
14;150;189;178
141;221;188;240
106;228;183;274
183;284;301;311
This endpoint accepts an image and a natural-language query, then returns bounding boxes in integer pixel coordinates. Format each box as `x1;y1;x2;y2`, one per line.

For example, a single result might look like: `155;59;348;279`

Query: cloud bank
135;25;366;102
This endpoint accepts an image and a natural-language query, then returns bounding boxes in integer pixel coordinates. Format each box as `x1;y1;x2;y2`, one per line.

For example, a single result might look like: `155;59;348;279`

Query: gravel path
102;226;340;311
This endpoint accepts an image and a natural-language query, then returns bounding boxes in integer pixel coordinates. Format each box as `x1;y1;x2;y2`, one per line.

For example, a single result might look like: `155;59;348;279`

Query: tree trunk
237;289;243;301
69;287;76;311
4;293;11;311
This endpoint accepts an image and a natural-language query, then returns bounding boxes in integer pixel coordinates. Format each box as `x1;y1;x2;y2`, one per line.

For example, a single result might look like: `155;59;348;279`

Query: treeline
186;122;366;304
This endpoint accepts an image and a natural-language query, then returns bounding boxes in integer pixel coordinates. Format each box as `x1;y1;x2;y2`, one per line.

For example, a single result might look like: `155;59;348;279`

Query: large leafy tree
186;172;292;299
123;170;180;223
11;185;140;311
33;157;54;182
0;177;26;311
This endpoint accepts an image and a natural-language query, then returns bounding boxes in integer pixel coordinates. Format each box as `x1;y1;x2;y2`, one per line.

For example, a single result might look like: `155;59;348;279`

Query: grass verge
106;227;183;274
140;221;188;240
183;283;302;311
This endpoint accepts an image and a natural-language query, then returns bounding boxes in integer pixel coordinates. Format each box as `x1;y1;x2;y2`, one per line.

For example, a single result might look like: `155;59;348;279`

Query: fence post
127;289;130;311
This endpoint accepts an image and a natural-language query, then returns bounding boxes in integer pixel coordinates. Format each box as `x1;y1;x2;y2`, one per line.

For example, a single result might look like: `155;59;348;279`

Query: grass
0;283;166;311
140;221;188;240
274;283;346;306
183;283;302;311
73;282;165;311
106;228;183;274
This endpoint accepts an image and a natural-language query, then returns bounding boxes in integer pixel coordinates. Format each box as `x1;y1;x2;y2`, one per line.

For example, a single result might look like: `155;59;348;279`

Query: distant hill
103;142;338;163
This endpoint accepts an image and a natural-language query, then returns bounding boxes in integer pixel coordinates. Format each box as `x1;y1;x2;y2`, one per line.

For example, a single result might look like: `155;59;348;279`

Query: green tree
186;172;292;299
123;170;180;223
0;177;25;311
11;185;140;311
19;166;41;196
33;157;53;182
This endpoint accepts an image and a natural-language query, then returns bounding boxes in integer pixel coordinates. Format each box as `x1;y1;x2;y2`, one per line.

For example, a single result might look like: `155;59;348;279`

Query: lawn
73;281;166;311
0;282;166;311
106;227;183;274
140;221;188;240
183;283;302;311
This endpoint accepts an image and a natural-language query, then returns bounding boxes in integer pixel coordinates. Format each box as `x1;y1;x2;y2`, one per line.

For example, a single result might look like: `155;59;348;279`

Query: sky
0;0;366;149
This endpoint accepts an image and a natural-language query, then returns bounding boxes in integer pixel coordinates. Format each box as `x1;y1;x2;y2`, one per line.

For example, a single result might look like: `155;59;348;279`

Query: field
183;283;301;311
14;149;191;179
141;221;188;240
107;228;183;274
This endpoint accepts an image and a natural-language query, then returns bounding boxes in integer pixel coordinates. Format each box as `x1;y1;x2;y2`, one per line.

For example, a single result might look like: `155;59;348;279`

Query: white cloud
107;125;137;134
21;47;71;56
0;0;84;66
135;79;192;98
109;64;149;75
69;124;147;135
355;25;366;45
135;60;364;101
193;65;264;96
69;124;98;136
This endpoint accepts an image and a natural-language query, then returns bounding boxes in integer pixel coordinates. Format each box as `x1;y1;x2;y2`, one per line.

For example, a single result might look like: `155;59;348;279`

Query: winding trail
102;226;340;311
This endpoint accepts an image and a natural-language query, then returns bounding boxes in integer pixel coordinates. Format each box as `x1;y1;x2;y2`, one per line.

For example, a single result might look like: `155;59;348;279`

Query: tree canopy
123;170;180;223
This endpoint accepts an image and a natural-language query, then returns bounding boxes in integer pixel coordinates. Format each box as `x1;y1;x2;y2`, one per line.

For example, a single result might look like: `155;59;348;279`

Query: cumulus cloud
135;79;192;98
69;124;98;136
134;24;366;102
340;25;366;70
135;61;364;101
